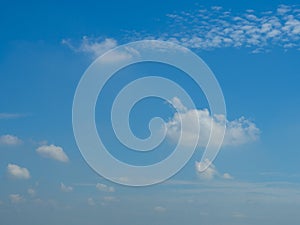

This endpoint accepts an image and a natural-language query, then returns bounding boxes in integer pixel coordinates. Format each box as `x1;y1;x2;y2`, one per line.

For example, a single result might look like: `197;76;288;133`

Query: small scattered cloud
36;144;69;163
166;97;260;148
64;5;300;54
154;206;167;213
96;183;115;192
7;164;30;179
196;159;233;180
9;194;24;204
27;188;36;197
60;183;73;192
133;4;300;52
0;135;22;146
196;159;219;180
223;173;234;180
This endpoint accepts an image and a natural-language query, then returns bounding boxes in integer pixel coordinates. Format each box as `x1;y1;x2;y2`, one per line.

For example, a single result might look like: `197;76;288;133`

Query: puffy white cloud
196;159;219;180
60;183;73;192
9;194;24;204
7;164;30;179
168;96;187;112
36;144;69;162
196;159;233;180
224;117;260;146
96;183;115;192
277;4;291;15
0;135;22;146
166;97;260;148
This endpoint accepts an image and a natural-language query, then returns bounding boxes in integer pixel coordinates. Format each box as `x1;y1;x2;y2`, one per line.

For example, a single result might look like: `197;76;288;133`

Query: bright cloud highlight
7;164;30;180
166;97;260;148
36;144;69;163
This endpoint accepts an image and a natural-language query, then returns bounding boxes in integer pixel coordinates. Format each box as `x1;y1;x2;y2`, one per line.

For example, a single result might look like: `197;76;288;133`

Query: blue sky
1;0;300;224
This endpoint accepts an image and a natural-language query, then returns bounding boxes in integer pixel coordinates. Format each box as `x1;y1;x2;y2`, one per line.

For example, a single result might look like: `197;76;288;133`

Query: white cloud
168;96;187;112
62;37;117;59
154;206;167;213
63;36;141;62
60;183;73;192
166;97;260;148
96;183;115;192
0;135;22;146
64;5;300;54
196;159;219;180
223;173;234;180
196;159;233;180
98;47;139;63
7;164;30;179
137;4;300;52
224;117;260;146
277;5;291;15
36;144;69;162
9;194;24;204
27;188;36;197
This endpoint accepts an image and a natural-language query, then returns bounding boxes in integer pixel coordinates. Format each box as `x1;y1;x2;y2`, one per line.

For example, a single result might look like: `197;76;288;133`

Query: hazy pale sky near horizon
1;1;300;225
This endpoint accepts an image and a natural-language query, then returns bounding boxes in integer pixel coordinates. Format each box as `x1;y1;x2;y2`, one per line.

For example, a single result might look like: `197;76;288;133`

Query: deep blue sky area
1;1;300;225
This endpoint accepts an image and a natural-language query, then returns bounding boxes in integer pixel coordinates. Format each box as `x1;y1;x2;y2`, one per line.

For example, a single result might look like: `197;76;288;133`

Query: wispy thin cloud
62;36;118;59
63;36;140;61
64;5;300;54
27;188;36;197
96;183;115;192
60;182;73;192
9;194;25;204
0;113;27;119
